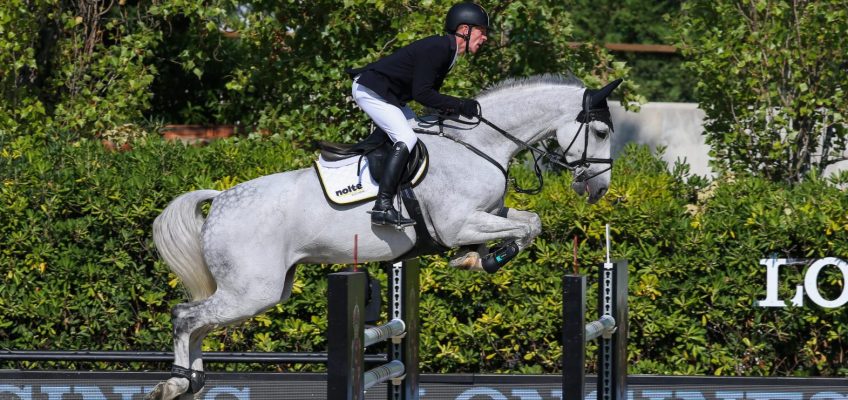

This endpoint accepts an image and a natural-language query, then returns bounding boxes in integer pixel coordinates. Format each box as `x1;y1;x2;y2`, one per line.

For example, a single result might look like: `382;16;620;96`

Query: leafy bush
0;134;312;369
1;137;846;376
674;0;847;182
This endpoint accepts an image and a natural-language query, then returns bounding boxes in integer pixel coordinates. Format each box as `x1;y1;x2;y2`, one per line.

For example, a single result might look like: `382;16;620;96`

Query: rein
413;120;523;194
414;108;613;195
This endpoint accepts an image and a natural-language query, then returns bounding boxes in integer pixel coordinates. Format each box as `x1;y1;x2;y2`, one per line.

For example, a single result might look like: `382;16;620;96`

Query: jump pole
563;225;628;399
327;259;419;400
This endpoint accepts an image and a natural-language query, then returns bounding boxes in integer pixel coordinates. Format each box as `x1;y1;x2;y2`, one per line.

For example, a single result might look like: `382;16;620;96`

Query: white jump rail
364;359;406;390
584;315;616;342
364;319;406;348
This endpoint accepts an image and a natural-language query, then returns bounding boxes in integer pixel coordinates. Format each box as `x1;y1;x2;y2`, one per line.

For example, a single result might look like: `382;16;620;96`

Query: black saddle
316;128;428;184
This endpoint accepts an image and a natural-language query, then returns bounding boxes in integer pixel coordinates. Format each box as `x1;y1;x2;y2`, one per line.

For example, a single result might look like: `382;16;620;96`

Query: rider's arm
410;42;464;114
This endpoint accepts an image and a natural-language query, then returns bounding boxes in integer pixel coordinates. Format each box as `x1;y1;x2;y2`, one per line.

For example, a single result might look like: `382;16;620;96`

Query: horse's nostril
597;187;608;198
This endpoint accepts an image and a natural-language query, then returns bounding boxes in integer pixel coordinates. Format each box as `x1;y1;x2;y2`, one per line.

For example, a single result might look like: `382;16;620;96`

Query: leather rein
413;104;613;195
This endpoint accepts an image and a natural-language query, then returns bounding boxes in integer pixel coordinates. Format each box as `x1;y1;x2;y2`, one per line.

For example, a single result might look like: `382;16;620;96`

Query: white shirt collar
449;45;460;70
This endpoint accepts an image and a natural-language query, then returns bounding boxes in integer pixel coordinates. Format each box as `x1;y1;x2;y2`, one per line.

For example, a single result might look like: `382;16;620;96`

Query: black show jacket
347;35;464;114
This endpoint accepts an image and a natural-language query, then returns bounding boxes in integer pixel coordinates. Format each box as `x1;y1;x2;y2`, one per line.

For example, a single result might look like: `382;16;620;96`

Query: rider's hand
459;99;481;118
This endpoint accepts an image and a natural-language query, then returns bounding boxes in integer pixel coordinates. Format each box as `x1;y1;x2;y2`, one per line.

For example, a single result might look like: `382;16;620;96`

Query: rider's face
459;25;487;54
469;26;488;54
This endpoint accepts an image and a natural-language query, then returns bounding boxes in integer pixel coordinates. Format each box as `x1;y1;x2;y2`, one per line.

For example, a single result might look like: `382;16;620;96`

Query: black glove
459;99;481;118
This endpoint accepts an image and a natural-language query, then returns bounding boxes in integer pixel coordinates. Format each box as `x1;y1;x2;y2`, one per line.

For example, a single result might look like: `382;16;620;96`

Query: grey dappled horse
147;74;621;399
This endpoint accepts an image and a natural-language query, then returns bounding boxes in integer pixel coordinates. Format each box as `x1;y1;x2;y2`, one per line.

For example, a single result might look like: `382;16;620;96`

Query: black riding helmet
445;3;489;54
445;3;489;34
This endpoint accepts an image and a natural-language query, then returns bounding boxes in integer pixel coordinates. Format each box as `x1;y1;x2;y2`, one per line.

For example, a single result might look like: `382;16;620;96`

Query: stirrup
368;209;416;229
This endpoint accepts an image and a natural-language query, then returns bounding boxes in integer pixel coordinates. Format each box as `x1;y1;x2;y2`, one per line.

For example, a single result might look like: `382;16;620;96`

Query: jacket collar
447;34;459;70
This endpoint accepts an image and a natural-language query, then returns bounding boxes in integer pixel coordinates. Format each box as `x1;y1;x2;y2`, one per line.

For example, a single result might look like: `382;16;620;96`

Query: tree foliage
675;0;848;183
568;0;692;102
0;0;639;144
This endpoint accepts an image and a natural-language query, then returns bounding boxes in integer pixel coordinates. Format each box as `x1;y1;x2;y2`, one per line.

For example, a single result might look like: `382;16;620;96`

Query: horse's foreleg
449;244;487;271
447;210;541;272
498;208;542;250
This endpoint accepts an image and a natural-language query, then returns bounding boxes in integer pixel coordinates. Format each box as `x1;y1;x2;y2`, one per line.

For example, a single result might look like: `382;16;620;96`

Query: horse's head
555;79;622;204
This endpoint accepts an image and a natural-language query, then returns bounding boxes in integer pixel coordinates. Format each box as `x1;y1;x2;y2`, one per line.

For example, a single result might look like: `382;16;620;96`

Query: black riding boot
370;142;416;228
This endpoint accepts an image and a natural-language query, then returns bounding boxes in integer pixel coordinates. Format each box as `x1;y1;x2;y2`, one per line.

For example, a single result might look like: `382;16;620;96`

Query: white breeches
352;78;418;149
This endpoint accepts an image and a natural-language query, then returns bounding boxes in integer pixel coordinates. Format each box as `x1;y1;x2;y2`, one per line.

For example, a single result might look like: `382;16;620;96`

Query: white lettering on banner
455;387;508;399
112;386;144;400
745;392;803;400
74;386;107;400
715;392;745;400
511;389;543;400
41;386;71;400
0;385;32;400
643;390;673;400
202;386;250;400
758;257;848;308
677;392;708;400
810;393;848;400
2;384;848;400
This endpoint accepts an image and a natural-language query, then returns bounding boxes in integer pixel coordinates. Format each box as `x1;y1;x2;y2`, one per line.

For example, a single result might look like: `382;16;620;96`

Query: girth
393;186;449;261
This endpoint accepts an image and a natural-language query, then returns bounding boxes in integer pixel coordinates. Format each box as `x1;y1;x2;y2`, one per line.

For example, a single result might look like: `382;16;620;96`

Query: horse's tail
153;190;221;301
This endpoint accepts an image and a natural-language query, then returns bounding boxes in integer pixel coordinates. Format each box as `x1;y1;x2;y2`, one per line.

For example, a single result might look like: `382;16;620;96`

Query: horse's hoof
145;378;189;400
144;382;165;400
449;252;483;272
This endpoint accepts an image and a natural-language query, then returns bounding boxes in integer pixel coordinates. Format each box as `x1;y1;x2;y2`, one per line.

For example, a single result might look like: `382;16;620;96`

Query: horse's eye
595;128;609;140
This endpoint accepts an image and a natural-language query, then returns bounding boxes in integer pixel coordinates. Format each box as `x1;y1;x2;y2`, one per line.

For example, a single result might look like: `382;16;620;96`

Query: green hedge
1;135;847;376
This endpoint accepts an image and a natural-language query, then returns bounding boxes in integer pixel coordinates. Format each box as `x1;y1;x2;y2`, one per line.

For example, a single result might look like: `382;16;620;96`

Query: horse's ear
590;78;623;108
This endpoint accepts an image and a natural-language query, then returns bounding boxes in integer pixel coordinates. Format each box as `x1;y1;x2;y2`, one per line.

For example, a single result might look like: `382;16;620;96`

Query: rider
347;2;489;227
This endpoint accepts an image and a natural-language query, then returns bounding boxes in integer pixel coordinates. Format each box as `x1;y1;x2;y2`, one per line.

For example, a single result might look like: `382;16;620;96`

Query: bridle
414;90;614;195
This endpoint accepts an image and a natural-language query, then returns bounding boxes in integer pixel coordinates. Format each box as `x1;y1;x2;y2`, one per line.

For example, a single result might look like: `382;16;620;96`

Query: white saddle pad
314;154;428;205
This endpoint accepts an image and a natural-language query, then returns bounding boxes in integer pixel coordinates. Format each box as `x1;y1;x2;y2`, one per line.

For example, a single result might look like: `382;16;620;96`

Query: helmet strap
455;25;472;55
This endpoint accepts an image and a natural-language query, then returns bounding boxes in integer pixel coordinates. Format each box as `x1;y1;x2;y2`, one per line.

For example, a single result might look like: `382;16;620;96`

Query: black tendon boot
369;142;416;228
481;241;519;274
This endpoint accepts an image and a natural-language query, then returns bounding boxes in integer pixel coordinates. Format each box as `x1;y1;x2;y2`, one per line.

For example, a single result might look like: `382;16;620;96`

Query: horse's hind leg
146;291;280;400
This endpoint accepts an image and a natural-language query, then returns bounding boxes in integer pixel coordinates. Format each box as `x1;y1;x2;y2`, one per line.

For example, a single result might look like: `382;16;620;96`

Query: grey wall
609;102;848;180
610;102;713;178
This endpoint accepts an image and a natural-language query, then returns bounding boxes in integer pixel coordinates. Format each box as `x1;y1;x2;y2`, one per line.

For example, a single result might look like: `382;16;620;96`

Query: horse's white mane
477;73;584;99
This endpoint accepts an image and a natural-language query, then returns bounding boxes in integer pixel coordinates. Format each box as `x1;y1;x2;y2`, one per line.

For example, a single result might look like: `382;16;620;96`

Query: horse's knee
527;213;542;236
515;214;541;241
